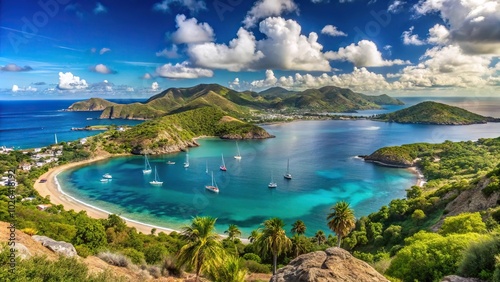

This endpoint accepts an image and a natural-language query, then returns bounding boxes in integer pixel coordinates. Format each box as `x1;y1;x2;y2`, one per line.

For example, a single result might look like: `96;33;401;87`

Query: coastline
34;154;177;235
408;166;427;187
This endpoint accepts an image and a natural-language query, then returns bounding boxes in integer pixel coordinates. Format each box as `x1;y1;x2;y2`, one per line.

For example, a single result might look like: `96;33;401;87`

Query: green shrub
458;235;500;280
244;260;271;274
122;248;145;264
75;245;92;258
243;253;262;263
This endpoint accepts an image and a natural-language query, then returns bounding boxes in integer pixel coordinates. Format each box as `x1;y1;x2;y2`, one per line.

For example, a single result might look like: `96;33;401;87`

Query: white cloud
229;78;240;89
402;26;425;45
153;0;206;14
142;73;152;79
58;72;88;90
171;14;214;44
94;2;107;14
243;0;298;28
188;17;331;72
396;45;495;88
90;64;116;74
12;85;19;92
188;27;263;71
151;82;160;91
99;48;111;55
155;61;213;79
156;45;180;58
321;25;347;37
248;68;400;92
427;24;450;45
388;0;405;13
325;40;410;67
414;0;500;54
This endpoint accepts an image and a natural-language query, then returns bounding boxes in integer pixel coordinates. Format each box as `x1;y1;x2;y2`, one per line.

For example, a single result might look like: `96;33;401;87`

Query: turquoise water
58;119;500;236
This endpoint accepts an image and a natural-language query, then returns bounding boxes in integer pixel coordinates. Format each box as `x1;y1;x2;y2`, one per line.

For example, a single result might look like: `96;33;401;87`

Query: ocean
2;97;500;236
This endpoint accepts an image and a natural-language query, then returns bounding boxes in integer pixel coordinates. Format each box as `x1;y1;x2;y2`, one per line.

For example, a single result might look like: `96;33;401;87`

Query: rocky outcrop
363;153;415;168
431;177;500;231
220;131;275;140
441;275;485;282
32;235;78;257
271;247;389;282
14;243;32;260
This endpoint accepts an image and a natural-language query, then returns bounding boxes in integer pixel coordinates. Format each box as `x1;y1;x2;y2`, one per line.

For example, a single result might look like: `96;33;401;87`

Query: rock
14;243;32;260
271;247;389;282
32;235;78;257
441;275;485;282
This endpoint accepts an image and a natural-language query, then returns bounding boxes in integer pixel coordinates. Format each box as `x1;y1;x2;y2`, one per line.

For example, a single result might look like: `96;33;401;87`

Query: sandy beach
34;154;176;235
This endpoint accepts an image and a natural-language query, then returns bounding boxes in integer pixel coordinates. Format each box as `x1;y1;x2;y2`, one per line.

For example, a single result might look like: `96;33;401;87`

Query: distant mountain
68;84;404;120
259;87;298;97
68;98;117;111
375;101;497;125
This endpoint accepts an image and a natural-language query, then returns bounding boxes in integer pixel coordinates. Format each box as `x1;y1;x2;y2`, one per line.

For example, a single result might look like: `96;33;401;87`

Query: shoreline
34;154;178;235
34;153;244;242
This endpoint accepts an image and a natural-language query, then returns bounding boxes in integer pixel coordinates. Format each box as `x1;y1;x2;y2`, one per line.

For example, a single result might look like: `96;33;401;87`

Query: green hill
102;106;273;155
375;101;494;125
67;98;117;111
70;84;404;120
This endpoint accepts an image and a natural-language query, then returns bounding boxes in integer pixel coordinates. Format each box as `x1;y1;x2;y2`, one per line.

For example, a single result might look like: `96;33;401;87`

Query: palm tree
291;220;306;235
291;234;309;258
255;217;292;275
248;229;260;243
314;230;326;246
327;201;356;248
224;224;242;241
177;216;224;282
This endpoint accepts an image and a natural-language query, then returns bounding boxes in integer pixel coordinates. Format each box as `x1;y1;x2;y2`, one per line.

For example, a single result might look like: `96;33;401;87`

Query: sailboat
54;134;58;145
183;153;190;168
220;154;227;171
149;166;163;185
268;171;277;188
205;171;219;193
143;154;152;174
234;142;242;160
284;158;292;179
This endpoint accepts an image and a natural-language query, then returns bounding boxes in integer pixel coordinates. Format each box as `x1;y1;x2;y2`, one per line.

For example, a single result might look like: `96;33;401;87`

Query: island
373;101;499;125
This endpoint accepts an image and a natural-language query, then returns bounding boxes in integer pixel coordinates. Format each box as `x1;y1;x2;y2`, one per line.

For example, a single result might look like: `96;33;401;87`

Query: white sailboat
143;154;152;174
268;171;277;188
205;171;219;193
234;142;242;160
149;166;163;185
220;154;227;171
284;158;292;179
183;153;190;168
102;173;112;179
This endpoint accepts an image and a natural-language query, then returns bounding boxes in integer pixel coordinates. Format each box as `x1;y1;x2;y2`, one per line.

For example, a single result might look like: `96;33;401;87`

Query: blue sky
1;0;499;98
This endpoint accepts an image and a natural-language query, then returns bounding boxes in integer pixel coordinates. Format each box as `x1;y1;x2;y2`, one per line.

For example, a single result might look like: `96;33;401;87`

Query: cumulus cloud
57;72;88;90
188;27;264;71
243;0;299;28
11;85;37;92
156;45;180;58
396;45;495;88
229;78;240;89
11;85;19;92
155;61;213;79
99;48;111;55
321;25;347;37
388;0;405;13
142;73;152;79
248;68;400;92
90;64;116;74
188;17;331;72
94;2;107;14
171;14;214;44
414;0;500;54
427;24;450;45
151;82;160;91
153;0;206;14
89;80;113;91
325;40;410;67
1;64;33;71
402;26;425;45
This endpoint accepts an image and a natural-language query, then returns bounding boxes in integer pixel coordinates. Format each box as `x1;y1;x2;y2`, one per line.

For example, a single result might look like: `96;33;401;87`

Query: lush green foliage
254;217;292;275
376;101;491;124
458;234;500;281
